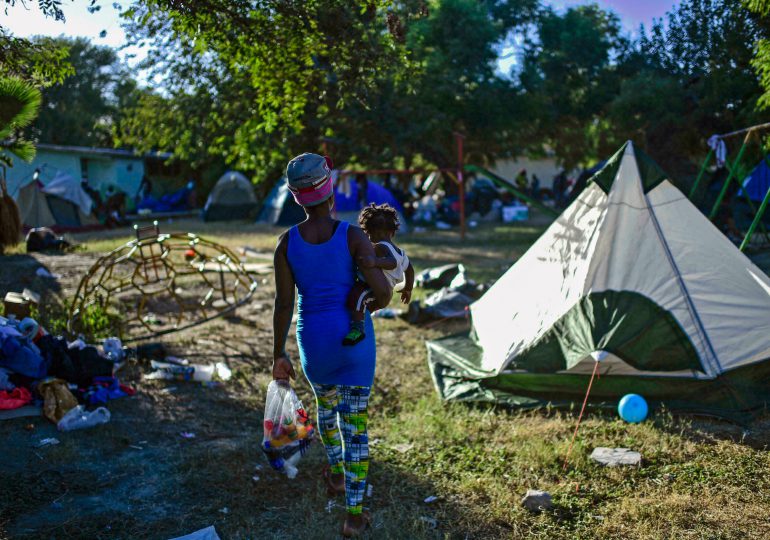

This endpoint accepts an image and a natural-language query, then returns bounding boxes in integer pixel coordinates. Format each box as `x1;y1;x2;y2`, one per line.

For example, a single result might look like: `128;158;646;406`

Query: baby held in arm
343;203;414;346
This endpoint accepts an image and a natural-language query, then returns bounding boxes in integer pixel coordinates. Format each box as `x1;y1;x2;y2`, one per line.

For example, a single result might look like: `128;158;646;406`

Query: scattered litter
168;525;221;540
58;405;111;432
148;361;231;382
391;442;414;453
366;484;373;497
160;386;178;394
521;489;553;513
142;314;163;325
420;516;438;529
101;337;125;362
35;437;60;448
22;288;40;305
416;264;466;290
35;267;61;279
218;507;229;514
435;221;451;230
179;431;196;439
139;440;148;444
39;378;78;423
592;515;605;521
424;496;438;504
129;445;144;451
372;308;403;319
369;438;381;446
67;338;87;350
326;500;341;513
215;362;232;381
590;447;642;467
254;464;263;471
252;475;260;482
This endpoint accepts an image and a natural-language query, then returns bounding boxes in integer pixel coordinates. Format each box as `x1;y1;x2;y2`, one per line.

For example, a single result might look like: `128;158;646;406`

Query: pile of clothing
0;316;134;429
406;264;489;323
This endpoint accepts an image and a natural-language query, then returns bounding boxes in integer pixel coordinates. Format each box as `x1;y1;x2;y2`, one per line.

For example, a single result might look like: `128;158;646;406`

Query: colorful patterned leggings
311;383;371;515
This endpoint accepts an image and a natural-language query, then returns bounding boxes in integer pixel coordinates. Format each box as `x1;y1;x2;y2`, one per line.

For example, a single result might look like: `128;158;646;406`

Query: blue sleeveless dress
286;221;376;387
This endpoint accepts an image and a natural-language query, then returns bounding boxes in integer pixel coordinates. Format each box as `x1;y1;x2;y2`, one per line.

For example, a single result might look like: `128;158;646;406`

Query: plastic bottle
57;405;111;431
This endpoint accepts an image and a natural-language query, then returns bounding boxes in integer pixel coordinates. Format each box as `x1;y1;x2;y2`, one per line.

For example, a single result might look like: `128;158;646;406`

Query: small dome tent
202;171;258;222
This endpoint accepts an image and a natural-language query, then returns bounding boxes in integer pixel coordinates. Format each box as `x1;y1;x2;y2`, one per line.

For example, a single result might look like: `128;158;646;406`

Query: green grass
2;218;770;539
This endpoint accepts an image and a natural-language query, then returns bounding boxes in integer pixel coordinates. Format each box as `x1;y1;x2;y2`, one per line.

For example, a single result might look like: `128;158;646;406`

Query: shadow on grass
0;357;472;540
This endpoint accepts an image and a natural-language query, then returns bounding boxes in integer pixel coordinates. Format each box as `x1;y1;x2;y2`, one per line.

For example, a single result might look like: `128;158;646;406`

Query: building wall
5;150;82;197
5;148;144;207
490;157;565;190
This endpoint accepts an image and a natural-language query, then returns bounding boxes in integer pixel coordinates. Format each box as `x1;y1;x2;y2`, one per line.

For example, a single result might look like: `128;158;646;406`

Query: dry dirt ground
1;220;770;540
0;222;471;540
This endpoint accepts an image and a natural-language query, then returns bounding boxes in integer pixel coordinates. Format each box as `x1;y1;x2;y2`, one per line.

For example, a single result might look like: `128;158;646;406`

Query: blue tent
334;180;404;213
741;157;770;202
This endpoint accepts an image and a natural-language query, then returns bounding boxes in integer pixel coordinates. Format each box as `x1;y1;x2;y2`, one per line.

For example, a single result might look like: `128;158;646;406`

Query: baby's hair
359;203;400;235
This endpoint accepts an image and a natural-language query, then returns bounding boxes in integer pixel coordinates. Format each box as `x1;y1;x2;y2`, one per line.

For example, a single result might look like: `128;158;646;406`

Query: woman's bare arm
272;232;297;381
349;227;392;309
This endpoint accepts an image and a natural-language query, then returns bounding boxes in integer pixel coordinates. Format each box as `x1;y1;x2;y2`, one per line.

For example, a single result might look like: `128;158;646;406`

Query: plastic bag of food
261;380;314;479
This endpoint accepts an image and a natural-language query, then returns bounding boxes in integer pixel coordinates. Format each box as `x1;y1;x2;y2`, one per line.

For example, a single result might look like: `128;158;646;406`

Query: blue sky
1;0;681;76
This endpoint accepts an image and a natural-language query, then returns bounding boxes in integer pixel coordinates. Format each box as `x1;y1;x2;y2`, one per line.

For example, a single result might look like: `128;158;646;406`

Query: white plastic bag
57;405;111;431
261;380;314;478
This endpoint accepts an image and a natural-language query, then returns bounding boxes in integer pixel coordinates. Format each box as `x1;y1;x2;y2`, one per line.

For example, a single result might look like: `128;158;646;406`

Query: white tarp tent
41;170;93;215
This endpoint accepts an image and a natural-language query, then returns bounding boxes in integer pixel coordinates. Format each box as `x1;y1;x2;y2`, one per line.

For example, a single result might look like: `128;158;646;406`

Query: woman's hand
272;352;297;381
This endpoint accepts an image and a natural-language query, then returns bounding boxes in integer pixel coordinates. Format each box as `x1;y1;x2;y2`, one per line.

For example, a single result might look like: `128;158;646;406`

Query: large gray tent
429;142;770;419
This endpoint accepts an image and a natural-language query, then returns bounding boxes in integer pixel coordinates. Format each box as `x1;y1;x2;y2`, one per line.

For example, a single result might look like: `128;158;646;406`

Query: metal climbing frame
68;222;258;342
688;122;770;251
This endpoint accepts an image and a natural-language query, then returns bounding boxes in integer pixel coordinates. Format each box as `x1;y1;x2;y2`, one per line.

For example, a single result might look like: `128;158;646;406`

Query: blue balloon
618;394;648;423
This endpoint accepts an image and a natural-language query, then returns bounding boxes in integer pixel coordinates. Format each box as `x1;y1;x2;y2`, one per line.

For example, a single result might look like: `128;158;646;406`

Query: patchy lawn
1;217;769;539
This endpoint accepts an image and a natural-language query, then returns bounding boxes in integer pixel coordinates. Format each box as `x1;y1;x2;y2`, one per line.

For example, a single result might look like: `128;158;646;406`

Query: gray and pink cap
286;153;334;207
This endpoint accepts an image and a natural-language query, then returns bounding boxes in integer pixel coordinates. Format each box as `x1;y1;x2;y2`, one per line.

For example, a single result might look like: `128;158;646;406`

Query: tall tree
117;0;538;179
609;0;766;172
342;0;538;168
116;0;409;179
745;0;770;109
517;4;629;168
32;37;132;147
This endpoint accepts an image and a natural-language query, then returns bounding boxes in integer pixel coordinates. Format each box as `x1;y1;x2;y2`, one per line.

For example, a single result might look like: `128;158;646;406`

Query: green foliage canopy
115;0;537;179
32;36;135;147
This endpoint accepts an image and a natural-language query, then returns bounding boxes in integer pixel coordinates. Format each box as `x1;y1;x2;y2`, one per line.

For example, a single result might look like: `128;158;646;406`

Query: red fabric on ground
0;387;33;410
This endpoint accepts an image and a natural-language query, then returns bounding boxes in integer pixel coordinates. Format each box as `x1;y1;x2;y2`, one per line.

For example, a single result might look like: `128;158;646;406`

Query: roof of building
36;143;173;160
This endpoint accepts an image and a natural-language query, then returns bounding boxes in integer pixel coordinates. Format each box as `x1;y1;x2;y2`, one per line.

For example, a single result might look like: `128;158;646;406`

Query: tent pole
708;132;751;220
688;149;713;200
739;185;770;251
